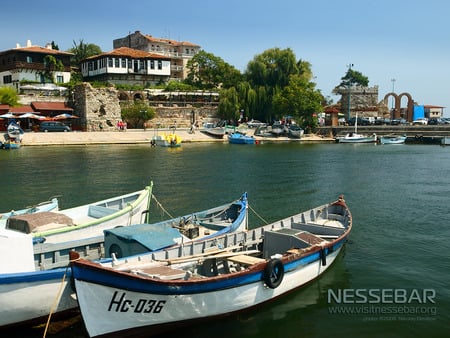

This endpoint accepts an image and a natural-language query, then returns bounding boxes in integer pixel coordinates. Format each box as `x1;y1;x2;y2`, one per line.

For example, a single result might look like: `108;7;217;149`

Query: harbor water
1;141;449;338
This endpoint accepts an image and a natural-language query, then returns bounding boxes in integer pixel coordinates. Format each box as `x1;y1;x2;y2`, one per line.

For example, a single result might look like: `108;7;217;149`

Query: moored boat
151;133;182;147
0;197;59;228
336;114;377;143
71;195;352;337
337;132;377;143
0;189;249;328
228;132;256;144
379;134;407;144
0;183;153;328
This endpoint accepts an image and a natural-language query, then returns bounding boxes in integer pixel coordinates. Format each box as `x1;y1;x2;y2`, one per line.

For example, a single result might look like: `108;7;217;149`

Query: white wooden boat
379;135;407;144
337;132;377;143
0;183;152;328
0;197;59;228
71;195;352;337
0;190;248;328
337;114;377;143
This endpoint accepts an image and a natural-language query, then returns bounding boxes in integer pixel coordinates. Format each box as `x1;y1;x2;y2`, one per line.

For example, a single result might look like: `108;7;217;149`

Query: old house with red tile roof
0;40;73;91
113;31;200;80
81;47;171;86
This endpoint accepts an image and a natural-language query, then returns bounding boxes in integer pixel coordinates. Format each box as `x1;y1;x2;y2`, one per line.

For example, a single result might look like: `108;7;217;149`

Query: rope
248;204;269;225
151;194;174;219
42;265;69;338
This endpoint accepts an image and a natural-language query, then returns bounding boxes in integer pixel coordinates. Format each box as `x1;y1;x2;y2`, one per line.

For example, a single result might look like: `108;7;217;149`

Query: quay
320;125;450;144
20;129;334;146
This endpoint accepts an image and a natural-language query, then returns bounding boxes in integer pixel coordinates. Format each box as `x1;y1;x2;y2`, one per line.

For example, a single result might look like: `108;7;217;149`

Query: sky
2;0;450;115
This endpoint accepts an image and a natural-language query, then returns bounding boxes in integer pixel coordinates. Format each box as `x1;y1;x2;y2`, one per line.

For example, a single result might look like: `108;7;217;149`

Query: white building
0;40;72;91
81;47;171;86
113;31;200;81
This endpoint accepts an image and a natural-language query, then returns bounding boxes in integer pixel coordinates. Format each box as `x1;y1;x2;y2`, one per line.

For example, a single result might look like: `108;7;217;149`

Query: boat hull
75;247;342;337
228;133;255;144
71;196;352;337
338;134;377;143
379;136;406;144
0;190;248;328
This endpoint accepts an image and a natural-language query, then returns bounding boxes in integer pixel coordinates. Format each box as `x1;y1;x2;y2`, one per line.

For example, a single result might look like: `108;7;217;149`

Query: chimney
16;43;20;48
45;43;52;49
26;39;32;47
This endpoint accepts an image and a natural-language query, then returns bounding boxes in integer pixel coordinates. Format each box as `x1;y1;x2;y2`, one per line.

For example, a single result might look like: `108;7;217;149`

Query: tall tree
68;39;102;69
243;48;314;122
335;67;369;89
185;50;242;89
273;75;323;130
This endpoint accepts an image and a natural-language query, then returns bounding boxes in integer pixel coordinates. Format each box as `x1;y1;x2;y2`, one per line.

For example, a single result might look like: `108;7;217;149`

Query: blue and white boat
70;195;352;338
379;134;407;144
228;132;256;144
0;197;59;228
0;190;248;328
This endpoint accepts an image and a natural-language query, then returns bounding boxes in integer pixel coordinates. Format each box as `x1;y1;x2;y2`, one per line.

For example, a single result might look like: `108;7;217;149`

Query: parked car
428;118;444;125
412;118;428;125
246;119;266;128
391;118;408;125
348;117;371;126
39;121;71;132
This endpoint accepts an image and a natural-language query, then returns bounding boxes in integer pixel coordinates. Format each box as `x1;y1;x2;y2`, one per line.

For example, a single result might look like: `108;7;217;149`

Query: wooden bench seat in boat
134;265;187;280
227;254;266;265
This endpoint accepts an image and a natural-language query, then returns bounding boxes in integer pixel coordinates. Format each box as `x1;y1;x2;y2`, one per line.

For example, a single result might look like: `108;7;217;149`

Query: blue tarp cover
104;223;182;251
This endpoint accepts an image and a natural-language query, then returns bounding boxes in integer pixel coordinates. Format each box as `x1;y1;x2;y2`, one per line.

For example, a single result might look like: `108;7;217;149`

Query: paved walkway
20;129;334;146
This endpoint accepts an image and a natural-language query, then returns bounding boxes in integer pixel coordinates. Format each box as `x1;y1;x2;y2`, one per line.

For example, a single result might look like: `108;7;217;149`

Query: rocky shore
20;129;334;146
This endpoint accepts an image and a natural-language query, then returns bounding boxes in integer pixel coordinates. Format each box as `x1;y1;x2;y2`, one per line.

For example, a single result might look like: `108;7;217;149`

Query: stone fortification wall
71;83;218;131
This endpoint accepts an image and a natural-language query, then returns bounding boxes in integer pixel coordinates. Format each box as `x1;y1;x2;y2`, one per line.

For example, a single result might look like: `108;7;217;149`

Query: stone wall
72;83;122;131
71;83;218;131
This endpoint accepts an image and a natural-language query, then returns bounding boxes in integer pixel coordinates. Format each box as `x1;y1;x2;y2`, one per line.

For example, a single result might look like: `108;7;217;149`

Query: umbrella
18;113;45;120
53;113;79;120
0;113;16;119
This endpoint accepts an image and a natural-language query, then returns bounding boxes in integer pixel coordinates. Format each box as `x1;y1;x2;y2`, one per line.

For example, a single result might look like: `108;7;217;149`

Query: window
3;75;12;84
56;75;63;83
27;56;32;63
115;58;119;67
121;59;126;68
158;60;162;70
150;60;154;69
108;58;113;67
128;59;132;69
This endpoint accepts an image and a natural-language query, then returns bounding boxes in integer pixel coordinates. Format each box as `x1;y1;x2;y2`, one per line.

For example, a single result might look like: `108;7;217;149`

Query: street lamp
347;63;353;121
391;78;396;119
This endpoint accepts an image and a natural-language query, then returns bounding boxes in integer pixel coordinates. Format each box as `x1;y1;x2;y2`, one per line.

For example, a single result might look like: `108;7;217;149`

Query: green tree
41;55;65;83
121;101;156;128
243;48;314;122
68;40;102;69
335;67;369;89
273;75;323;131
185;50;242;89
217;87;239;121
0;86;19;106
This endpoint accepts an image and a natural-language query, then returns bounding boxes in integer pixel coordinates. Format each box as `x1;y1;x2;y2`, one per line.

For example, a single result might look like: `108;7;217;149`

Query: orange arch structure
383;92;414;121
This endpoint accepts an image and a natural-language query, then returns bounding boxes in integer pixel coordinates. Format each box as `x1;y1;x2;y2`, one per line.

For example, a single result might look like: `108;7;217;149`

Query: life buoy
263;258;284;289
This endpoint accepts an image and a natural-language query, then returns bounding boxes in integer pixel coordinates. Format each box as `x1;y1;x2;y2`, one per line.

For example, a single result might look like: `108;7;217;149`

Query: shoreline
20;129;335;146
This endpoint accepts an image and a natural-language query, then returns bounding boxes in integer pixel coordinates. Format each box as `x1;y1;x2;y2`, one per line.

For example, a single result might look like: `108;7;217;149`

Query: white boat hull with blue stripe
71;195;352;337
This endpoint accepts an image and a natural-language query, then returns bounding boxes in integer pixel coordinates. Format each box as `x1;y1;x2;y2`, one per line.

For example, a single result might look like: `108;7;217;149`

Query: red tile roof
86;47;169;60
9;105;34;113
12;46;73;56
143;34;199;47
31;102;73;112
